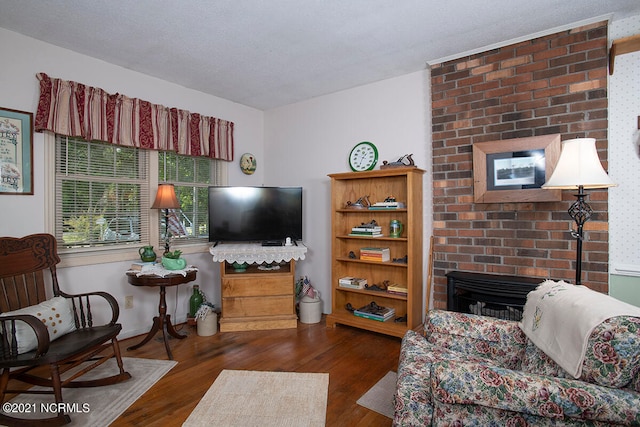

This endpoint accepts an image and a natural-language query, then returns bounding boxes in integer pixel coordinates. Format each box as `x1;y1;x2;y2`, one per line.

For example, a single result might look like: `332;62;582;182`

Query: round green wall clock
348;141;378;172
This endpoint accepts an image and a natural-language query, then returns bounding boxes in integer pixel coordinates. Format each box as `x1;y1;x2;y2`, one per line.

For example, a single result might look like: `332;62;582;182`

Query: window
55;136;149;249
158;151;221;246
47;133;226;263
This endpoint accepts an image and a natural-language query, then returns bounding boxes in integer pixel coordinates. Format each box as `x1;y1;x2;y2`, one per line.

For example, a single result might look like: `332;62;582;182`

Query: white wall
609;15;640;305
0;27;433;335
264;71;433;314
0;28;264;338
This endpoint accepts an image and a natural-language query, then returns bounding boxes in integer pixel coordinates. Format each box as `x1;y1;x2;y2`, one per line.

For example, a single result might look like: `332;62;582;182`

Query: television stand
261;240;283;246
209;242;309;332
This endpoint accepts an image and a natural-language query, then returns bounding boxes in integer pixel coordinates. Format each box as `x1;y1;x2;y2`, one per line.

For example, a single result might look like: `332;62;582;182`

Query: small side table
126;270;197;360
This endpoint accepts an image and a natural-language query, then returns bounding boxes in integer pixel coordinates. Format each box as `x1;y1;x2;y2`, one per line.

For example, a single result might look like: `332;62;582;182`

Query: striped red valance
34;73;234;161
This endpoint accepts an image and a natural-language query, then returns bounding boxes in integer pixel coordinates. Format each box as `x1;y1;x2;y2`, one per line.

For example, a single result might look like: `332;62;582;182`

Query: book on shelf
360;247;390;254
353;311;394;322
360;256;390;262
387;283;408;295
339;282;365;289
350;227;383;236
353;303;395;321
370;201;406;207
360;256;389;262
350;225;383;237
351;225;383;232
359;247;390;262
368;201;406;210
338;277;367;289
353;311;395;321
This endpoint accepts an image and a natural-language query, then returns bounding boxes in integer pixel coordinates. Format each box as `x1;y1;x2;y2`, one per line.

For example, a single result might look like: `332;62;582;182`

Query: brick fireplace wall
430;21;610;309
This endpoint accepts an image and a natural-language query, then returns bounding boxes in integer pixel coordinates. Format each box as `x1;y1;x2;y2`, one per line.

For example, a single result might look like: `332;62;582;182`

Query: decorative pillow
520;280;640;380
522;316;640;389
1;296;76;354
580;316;640;389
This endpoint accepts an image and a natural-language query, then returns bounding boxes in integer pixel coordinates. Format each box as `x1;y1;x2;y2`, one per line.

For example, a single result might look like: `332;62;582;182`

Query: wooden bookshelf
326;168;424;337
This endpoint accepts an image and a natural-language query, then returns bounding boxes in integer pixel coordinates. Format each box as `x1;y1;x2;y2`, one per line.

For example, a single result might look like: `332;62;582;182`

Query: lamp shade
151;184;180;209
542;138;616;190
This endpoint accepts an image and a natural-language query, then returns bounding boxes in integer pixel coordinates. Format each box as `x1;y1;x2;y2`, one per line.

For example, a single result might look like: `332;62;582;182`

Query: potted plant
161;250;187;270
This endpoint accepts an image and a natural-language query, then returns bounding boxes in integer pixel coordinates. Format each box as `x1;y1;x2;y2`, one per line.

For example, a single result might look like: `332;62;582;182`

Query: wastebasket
299;295;322;324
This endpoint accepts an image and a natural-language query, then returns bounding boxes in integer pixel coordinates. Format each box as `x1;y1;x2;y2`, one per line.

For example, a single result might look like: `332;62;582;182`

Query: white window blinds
55;135;150;249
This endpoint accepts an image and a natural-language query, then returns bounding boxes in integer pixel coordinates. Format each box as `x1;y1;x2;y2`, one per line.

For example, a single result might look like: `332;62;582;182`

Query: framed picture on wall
0;107;34;195
473;134;562;203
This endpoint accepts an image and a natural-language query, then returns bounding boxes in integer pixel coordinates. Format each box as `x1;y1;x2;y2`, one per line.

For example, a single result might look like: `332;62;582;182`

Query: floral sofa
394;283;640;426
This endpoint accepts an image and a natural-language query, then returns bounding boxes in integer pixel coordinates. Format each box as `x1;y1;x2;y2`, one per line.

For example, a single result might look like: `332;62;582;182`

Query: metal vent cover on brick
446;271;542;321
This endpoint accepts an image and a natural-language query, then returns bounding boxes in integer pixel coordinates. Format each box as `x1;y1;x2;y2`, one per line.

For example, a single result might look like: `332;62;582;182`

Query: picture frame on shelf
473;134;561;203
0;107;34;195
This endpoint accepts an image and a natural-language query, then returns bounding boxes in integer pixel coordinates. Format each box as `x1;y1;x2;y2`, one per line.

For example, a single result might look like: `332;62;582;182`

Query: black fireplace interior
446;271;543;321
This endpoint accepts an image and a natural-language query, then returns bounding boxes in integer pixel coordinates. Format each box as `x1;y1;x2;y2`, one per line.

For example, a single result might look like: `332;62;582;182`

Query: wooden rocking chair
0;233;131;426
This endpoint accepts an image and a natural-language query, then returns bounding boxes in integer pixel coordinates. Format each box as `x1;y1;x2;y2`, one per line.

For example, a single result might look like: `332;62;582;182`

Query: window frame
44;132;226;267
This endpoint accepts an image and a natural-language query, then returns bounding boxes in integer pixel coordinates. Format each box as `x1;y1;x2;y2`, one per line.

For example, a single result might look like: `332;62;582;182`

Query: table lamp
151;184;181;255
542;138;616;285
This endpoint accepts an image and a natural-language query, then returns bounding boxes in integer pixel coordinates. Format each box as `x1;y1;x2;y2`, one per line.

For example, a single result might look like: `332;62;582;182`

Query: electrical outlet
124;295;133;309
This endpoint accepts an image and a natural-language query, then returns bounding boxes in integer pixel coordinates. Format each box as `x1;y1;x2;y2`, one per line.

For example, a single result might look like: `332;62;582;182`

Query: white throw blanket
520;280;640;378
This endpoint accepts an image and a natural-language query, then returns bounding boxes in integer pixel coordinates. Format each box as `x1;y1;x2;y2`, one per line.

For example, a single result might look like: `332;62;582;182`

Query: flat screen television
208;186;303;244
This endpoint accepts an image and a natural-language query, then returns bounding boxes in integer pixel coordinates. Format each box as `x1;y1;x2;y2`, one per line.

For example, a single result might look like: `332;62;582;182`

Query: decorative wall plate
239;153;256;175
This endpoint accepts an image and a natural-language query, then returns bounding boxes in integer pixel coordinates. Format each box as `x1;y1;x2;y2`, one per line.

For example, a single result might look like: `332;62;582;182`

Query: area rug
356;370;396;419
182;369;329;427
7;357;177;426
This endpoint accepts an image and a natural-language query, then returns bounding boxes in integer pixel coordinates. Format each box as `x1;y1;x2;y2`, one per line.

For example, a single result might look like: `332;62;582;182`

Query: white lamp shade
542;138;616;190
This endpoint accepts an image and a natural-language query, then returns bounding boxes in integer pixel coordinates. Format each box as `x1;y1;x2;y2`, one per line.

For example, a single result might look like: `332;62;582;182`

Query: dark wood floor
112;316;401;426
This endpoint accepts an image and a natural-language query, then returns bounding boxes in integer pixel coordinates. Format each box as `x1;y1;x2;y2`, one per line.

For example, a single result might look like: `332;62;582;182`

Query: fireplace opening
446;271;542;321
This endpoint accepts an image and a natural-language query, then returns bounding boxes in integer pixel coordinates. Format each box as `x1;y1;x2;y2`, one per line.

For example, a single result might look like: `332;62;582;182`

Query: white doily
127;264;198;278
209;242;307;264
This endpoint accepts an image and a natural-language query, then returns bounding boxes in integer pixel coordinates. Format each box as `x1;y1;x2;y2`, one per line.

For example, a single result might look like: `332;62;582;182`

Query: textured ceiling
1;0;639;110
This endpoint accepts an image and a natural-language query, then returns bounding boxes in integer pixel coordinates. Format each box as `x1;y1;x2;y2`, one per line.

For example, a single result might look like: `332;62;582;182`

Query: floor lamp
151;184;181;255
542;138;616;286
